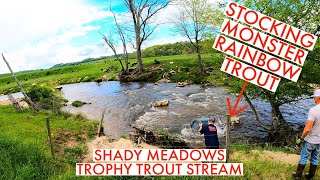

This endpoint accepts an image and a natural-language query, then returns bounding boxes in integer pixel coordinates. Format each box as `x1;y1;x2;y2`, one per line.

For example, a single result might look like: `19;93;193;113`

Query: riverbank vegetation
0;51;224;94
0;107;314;180
0;105;97;179
226;0;320;146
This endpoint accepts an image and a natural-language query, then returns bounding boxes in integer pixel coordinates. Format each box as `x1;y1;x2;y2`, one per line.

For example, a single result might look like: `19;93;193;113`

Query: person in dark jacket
198;118;219;149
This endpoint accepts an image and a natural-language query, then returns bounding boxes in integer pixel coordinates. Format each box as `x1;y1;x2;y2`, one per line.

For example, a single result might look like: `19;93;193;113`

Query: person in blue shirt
198;118;219;149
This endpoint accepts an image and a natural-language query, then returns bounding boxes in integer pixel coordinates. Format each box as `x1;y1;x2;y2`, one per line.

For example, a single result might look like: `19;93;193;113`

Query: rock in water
55;87;63;91
231;117;240;126
95;79;102;84
157;78;171;83
153;100;169;107
176;81;192;87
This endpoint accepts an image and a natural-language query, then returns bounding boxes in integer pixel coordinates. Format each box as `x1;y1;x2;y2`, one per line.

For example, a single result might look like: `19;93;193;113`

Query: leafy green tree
227;0;320;143
174;0;223;76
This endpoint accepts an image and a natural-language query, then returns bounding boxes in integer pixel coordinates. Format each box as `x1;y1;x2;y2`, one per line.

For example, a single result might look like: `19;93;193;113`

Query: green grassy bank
0;105;312;180
0;53;228;94
0;105;97;179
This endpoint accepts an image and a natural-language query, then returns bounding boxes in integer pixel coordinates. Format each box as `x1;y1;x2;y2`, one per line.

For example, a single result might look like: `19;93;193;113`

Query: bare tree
100;32;125;72
174;0;221;76
122;0;170;74
110;6;130;74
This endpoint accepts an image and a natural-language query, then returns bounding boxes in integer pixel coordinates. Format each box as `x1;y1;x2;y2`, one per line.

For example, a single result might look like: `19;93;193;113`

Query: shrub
26;85;64;111
71;101;83;107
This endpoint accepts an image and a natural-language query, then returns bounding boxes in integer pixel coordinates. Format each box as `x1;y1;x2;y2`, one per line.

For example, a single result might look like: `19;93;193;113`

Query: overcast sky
0;0;196;74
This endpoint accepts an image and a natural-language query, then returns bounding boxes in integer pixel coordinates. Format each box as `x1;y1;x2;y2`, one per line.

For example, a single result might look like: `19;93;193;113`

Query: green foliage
223;0;319;134
302;41;320;84
120;135;128;139
63;146;88;165
141;42;197;57
0;52;228;95
72;100;83;107
27;84;55;101
0;136;53;179
243;0;320;36
0;105;97;179
26;84;64;111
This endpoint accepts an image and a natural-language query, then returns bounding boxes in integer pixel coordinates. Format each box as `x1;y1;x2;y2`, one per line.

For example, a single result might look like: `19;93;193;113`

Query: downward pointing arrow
227;82;248;117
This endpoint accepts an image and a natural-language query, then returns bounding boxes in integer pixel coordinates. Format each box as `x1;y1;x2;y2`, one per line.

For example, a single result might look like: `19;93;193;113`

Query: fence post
97;109;106;137
45;118;54;157
226;114;231;163
52;96;55;114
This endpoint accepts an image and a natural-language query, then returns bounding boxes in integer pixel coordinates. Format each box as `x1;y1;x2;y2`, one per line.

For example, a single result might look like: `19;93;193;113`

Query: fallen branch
2;53;38;112
243;92;272;131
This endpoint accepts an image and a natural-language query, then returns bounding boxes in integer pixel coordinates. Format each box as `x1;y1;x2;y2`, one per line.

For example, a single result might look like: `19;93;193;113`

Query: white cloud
0;0;113;73
0;0;194;74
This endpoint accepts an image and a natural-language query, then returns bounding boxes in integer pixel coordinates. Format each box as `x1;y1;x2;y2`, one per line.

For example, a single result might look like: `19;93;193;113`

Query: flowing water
1;81;314;147
57;81;313;146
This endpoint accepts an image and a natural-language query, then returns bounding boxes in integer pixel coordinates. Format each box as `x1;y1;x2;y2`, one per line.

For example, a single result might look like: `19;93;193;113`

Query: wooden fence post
7;93;22;111
226;114;231;163
45;118;54;157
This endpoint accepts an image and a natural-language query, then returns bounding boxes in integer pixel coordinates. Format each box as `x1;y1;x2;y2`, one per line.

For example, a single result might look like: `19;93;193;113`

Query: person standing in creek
198;118;220;149
293;89;320;180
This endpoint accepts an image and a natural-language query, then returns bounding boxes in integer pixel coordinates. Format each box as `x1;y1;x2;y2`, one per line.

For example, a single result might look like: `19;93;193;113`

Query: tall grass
0;136;54;179
0;105;98;179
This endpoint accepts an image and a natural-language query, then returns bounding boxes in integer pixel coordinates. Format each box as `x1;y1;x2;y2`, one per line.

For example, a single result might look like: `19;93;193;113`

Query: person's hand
198;121;203;128
296;137;302;146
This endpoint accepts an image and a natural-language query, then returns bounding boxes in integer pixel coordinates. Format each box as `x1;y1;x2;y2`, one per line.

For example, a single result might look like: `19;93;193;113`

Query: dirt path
233;150;300;165
84;136;301;165
0;100;11;105
0;99;29;107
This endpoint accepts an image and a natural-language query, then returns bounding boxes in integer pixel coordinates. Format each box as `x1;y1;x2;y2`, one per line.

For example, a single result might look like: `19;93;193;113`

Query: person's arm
198;122;203;135
302;120;314;139
301;108;315;139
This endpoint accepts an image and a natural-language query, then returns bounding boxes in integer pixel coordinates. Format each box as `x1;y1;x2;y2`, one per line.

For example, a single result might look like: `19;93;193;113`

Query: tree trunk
243;92;272;131
196;47;205;76
270;103;287;131
244;91;295;145
116;55;125;72
269;102;295;145
7;93;22;111
135;23;143;74
124;50;129;74
136;45;143;74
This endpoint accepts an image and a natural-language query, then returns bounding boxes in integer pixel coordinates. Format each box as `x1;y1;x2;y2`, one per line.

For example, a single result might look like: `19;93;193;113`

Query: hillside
50;40;216;68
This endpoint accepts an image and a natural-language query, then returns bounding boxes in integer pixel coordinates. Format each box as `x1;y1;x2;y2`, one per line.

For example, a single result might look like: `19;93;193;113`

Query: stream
59;81;313;147
0;81;313;147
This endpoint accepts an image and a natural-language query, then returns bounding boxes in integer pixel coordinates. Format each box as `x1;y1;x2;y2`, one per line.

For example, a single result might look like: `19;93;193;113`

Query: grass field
0;105;97;179
0;53;227;94
1;105;318;179
1;53;312;179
